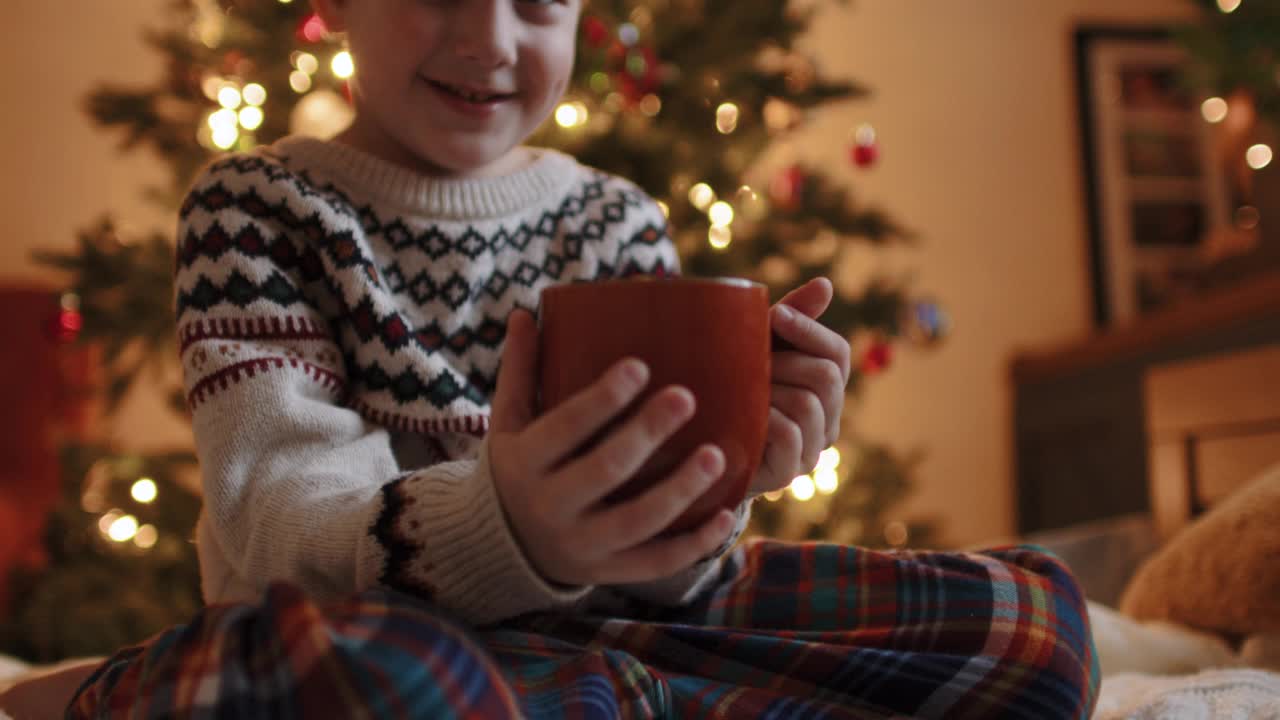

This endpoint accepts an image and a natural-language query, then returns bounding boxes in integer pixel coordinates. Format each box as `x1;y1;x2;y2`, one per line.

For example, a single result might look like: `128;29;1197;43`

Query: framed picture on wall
1074;27;1232;327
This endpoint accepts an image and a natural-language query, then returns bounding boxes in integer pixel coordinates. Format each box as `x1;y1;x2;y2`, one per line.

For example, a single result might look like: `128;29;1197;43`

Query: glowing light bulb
1247;143;1273;170
688;183;716;211
242;83;267;106
1201;97;1229;123
134;524;158;549
131;478;157;504
708;200;734;228
332;51;355;79
708;225;732;250
1217;0;1242;12
790;475;816;501
816;447;841;472
295;52;319;75
108;514;139;543
239;106;264;131
716;102;740;134
217;84;242;109
814;468;839;494
212;125;240;150
289;71;313;94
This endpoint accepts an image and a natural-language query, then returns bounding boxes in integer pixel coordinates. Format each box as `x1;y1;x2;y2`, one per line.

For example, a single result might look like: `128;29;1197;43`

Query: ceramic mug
538;277;771;533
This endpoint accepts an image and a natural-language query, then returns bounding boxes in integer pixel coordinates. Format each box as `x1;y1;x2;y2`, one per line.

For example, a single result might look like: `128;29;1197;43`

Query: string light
708;200;734;228
655;200;670;218
554;101;589;128
708;225;732;250
134;524;159;549
201;75;224;101
289;71;313;94
242;83;267;106
716;102;740;134
239;106;265;131
131;478;158;504
332;51;355;79
688;183;716;211
294;52;320;75
107;514;140;543
1217;0;1242;12
217;84;242;110
1201;97;1228;123
884;520;909;547
789;475;816;501
1247;143;1273;170
762;489;786;502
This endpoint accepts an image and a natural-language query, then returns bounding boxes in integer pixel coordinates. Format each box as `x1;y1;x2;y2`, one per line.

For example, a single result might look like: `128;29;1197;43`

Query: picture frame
1074;26;1232;327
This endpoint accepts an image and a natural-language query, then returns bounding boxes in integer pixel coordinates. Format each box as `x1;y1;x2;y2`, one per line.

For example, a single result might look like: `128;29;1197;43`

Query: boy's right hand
487;309;737;588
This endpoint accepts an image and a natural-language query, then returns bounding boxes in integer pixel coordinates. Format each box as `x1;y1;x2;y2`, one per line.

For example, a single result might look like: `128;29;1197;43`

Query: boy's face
316;0;581;177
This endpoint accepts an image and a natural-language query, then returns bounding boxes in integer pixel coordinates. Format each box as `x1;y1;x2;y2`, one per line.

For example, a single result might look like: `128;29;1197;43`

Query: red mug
538;277;771;533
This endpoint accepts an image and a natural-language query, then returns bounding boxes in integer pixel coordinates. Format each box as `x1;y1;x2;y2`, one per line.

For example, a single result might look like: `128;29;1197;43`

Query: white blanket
1094;669;1280;720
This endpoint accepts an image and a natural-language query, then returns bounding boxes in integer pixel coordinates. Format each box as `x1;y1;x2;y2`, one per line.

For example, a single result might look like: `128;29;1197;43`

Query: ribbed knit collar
273;135;578;221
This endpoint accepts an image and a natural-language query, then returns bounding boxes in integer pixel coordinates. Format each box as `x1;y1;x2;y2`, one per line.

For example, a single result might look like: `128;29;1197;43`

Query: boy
61;0;1099;717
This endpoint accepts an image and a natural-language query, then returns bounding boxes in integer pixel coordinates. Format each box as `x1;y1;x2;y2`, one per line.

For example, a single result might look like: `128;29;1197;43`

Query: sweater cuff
369;436;591;626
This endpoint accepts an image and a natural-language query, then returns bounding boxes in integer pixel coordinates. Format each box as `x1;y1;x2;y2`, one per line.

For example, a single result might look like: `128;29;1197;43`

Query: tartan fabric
68;540;1099;719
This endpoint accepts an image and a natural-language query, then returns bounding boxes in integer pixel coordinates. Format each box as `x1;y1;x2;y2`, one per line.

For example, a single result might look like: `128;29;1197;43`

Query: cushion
1119;463;1280;636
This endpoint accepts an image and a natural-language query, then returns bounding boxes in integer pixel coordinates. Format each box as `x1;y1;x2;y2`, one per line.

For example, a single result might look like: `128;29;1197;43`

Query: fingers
518;357;651;472
592;509;737;585
582;444;725;555
489;308;538;434
776;276;833;320
757;407;803;494
771;303;852;386
772;352;845;446
770;385;824;474
552;386;698;514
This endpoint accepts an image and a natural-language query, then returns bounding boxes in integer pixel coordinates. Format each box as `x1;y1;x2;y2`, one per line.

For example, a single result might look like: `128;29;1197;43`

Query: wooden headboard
1144;344;1280;540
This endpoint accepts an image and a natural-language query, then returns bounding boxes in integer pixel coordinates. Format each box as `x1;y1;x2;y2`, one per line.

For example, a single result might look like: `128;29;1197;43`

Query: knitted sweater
176;136;752;626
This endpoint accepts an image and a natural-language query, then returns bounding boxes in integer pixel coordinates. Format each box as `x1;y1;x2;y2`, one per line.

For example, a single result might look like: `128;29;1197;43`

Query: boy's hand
487;309;737;588
751;277;852;495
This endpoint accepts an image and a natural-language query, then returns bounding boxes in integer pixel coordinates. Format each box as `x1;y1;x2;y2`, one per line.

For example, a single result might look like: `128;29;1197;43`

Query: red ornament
297;13;328;43
851;141;879;168
48;307;83;344
769;165;806;212
860;341;892;375
583;16;610;48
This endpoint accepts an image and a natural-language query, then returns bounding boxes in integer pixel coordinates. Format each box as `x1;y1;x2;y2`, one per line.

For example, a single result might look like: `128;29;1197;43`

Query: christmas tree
5;0;948;661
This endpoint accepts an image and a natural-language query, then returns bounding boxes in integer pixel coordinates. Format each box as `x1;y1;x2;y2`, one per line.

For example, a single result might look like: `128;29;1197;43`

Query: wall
798;0;1196;545
4;0;1200;545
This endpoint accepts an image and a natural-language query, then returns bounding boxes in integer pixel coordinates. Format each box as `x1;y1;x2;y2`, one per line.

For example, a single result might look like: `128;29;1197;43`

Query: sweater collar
272;135;578;221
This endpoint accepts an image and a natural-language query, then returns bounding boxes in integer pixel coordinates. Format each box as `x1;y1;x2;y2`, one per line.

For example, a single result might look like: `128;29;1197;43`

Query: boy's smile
313;0;580;179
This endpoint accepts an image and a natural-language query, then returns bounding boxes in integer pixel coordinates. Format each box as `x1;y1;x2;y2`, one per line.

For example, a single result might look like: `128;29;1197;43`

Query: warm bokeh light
708;200;734;228
1201;97;1229;123
639;94;662;117
331;51;355;79
289;71;312;94
716;102;740;134
689;182;716;211
789;475;816;501
108;514;140;543
131;478;158;504
242;83;267;106
1217;0;1242;12
1246;143;1273;170
239;106;265;131
134;524;159;549
708;225;732;250
294;52;319;75
554;101;589;128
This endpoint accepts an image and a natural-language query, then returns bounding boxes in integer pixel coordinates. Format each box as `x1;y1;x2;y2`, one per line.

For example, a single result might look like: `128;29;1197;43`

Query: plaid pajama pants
69;540;1099;719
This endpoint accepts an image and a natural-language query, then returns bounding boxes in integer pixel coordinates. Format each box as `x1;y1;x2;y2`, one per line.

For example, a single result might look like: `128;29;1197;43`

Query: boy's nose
453;0;518;70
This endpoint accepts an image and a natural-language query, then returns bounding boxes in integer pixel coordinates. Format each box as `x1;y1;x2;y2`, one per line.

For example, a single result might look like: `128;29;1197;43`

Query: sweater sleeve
584;180;756;607
177;160;589;625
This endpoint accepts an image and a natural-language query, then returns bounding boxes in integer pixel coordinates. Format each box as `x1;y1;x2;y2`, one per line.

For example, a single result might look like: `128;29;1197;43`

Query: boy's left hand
750;277;852;496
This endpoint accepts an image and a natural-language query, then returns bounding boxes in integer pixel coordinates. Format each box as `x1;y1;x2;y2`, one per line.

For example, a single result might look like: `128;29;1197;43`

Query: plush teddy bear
1120;463;1280;638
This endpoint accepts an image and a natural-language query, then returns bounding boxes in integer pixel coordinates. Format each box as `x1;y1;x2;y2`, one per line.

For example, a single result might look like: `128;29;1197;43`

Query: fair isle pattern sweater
177;136;752;626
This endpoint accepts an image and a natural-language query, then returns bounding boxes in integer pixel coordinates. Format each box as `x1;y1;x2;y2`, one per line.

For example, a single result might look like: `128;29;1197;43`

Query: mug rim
545;276;766;292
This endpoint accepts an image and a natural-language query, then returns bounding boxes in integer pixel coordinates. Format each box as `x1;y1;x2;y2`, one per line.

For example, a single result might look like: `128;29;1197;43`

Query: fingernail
618;358;648;387
699;446;724;475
